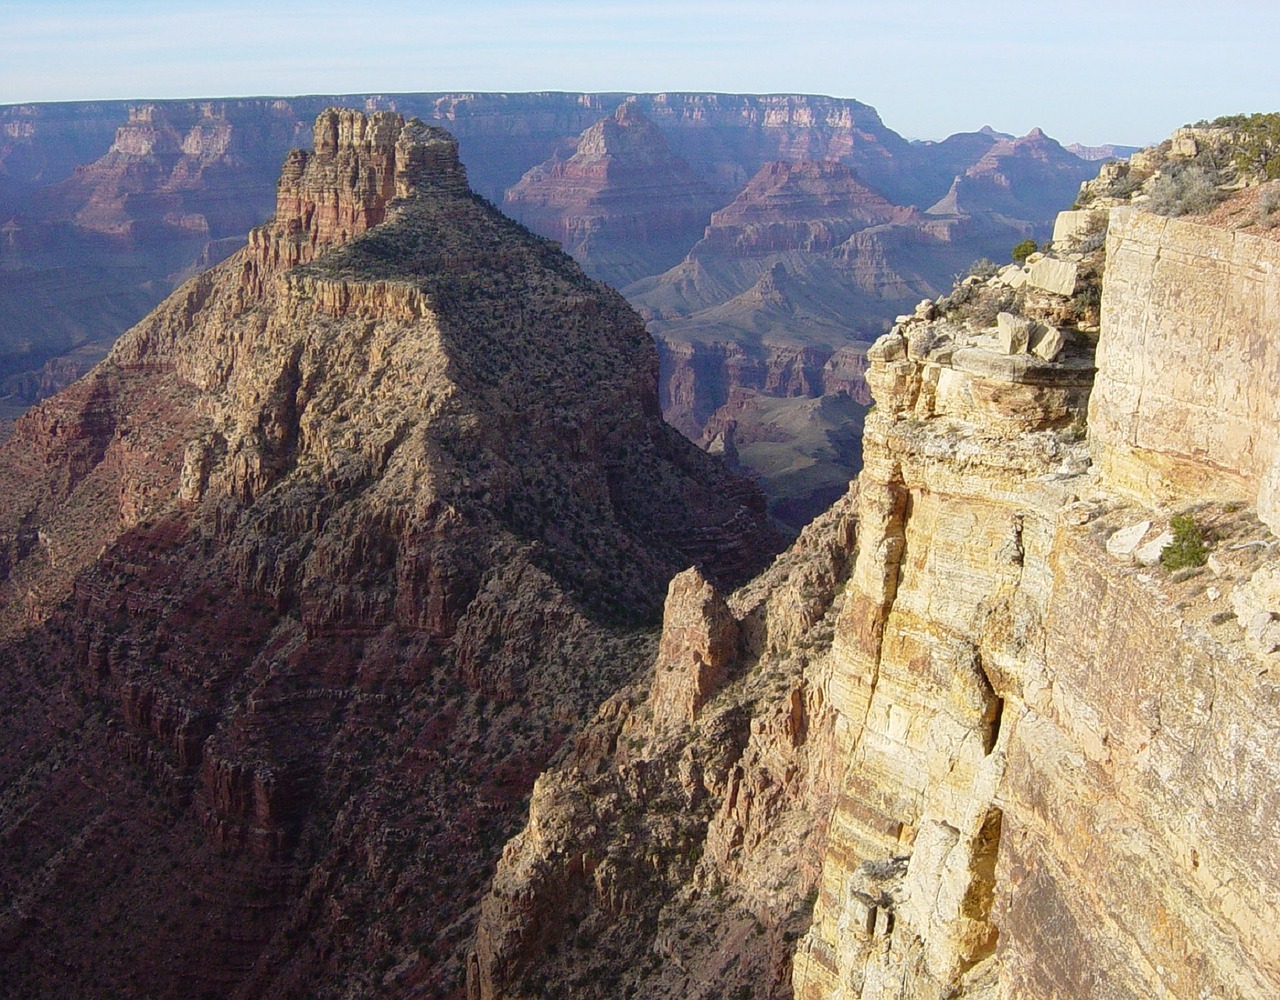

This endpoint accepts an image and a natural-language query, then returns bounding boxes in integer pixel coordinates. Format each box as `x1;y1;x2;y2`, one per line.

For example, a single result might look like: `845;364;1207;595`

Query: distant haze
4;0;1279;147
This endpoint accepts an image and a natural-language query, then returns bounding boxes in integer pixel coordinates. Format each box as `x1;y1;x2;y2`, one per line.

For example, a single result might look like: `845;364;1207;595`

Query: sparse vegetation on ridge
1204;112;1280;180
1147;160;1225;217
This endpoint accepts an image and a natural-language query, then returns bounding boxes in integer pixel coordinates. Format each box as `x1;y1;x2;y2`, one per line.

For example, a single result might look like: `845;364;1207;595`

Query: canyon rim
0;99;1278;1000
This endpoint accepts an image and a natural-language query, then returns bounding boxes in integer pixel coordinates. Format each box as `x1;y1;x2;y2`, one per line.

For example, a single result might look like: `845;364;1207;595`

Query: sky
3;0;1280;147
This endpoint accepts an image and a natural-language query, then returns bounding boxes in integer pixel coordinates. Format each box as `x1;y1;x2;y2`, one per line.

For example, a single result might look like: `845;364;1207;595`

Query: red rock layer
926;127;1097;225
694;159;917;257
0;109;779;999
503;102;720;287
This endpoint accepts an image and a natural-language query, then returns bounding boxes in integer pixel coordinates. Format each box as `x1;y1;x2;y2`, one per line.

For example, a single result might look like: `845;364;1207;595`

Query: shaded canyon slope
0;109;780;999
472;129;1280;1000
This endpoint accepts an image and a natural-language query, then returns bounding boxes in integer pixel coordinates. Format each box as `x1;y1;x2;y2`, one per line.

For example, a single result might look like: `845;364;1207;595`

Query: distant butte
504;101;720;287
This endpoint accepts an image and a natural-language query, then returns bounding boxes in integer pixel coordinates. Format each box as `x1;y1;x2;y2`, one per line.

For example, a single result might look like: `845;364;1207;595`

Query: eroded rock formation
503;102;720;287
0;109;779;998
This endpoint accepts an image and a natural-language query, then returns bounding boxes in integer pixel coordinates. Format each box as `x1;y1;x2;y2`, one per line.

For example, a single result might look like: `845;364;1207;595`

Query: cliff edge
473;133;1280;998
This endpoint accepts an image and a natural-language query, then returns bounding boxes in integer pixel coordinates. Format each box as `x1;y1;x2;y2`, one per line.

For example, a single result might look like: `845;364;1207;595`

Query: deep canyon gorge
0;97;1277;1000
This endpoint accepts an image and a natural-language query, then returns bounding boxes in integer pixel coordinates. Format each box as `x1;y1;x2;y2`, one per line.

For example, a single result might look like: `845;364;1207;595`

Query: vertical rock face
503;102;720;287
788;213;1280;999
1090;208;1280;531
0;109;780;998
792;309;1095;1000
258;108;403;266
478;200;1280;1000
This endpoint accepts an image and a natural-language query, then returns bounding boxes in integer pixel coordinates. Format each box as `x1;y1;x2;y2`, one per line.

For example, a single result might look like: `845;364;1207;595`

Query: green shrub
1070;282;1102;324
1161;515;1207;570
1213;112;1280;180
1011;239;1038;264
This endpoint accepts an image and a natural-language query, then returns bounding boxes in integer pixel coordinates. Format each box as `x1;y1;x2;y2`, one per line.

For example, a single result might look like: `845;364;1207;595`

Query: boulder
1030;325;1067;361
1134;530;1174;566
996;312;1032;354
994;264;1029;289
1028;257;1079;296
868;331;907;362
1106;521;1151;559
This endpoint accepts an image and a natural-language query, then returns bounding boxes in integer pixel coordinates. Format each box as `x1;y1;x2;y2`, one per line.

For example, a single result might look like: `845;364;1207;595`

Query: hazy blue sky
3;0;1278;146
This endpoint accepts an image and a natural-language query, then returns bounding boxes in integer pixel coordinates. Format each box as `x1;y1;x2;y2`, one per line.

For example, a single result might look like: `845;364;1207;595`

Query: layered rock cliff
474;183;1280;999
0;90;928;394
631;156;1041;530
0;109;779;998
503;102;720;287
925;128;1098;229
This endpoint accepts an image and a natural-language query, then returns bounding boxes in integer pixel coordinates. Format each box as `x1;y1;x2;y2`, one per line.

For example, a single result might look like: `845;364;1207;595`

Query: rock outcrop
0;109;779;999
1090;207;1280;531
476;189;1280;1000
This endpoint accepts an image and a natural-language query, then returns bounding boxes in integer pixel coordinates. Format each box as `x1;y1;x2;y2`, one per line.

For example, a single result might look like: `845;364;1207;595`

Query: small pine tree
1161;515;1207;570
1011;239;1038;264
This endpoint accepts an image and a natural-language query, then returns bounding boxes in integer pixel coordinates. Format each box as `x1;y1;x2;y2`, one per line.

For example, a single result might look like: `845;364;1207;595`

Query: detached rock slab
1106;520;1151;559
649;567;739;727
997;312;1032;354
1030;325;1067;362
1028;257;1079;296
1135;530;1174;566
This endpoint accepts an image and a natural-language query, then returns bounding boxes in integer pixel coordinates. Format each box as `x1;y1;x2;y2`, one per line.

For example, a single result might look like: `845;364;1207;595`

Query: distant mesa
1066;140;1143;161
690;159;918;258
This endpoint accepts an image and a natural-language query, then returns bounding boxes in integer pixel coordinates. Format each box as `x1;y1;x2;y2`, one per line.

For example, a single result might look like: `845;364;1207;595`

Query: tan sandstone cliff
473;191;1280;999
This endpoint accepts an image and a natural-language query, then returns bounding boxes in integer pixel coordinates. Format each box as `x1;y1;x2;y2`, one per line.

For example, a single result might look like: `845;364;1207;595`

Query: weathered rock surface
477;196;1280;1000
0;109;780;999
1091;207;1280;532
648;567;741;727
1026;256;1078;296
